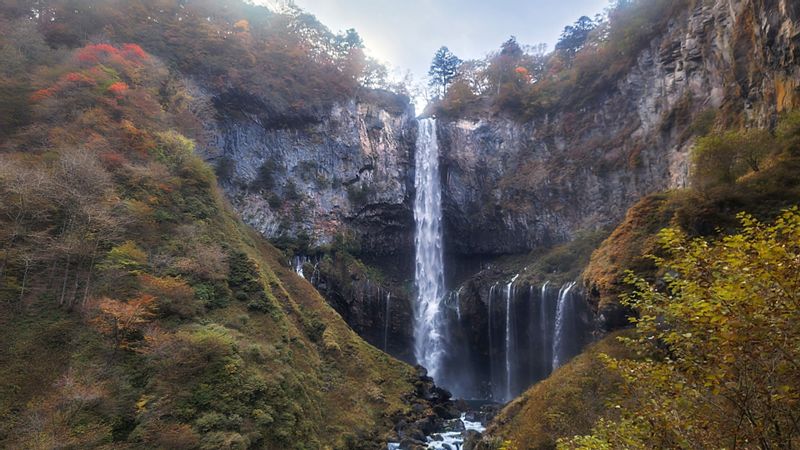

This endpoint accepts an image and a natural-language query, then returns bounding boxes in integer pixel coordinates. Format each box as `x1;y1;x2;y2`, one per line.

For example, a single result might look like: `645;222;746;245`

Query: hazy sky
290;0;611;81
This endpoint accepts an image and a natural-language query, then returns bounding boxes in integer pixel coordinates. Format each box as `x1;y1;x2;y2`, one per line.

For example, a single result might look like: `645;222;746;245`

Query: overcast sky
289;0;611;81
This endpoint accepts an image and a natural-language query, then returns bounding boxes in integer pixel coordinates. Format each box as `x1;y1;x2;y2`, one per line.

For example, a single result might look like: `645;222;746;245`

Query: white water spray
384;292;391;351
413;118;446;379
505;274;519;401
552;281;577;370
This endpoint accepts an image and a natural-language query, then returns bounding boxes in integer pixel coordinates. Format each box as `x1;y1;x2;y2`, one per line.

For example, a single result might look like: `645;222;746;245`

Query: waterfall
293;255;307;278
383;292;391;351
540;281;550;373
552;281;577;371
455;286;463;321
505;274;519;401
413;118;446;379
488;282;497;399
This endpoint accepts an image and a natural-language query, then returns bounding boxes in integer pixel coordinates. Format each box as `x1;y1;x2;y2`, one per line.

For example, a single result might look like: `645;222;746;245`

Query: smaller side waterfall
433;276;592;402
552;281;577;371
488;282;498;400
383;292;391;351
540;281;551;374
505;274;519;402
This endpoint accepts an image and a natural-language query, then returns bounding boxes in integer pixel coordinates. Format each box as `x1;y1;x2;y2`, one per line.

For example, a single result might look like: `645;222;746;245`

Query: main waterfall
413;118;447;379
409;119;594;402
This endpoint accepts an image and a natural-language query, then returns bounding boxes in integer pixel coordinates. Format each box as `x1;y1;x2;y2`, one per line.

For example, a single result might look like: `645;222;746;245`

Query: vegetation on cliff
566;208;800;449
485;206;800;449
0;27;419;450
0;0;398;131
433;0;690;117
585;110;800;309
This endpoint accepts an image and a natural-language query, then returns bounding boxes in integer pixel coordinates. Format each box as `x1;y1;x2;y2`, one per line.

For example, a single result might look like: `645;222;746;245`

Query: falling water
505;274;519;402
413;118;446;379
540;281;550;371
455;286;463;321
293;256;306;278
488;282;497;399
383;292;391;351
552;281;577;371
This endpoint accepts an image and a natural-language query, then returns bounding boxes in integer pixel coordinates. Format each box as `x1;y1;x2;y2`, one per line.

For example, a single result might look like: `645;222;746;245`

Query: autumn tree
564;208;800;449
555;16;597;62
92;294;157;351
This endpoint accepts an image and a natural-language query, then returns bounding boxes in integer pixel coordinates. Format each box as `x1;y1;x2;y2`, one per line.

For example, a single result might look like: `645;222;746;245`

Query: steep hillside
473;332;635;450
0;0;421;374
0;31;426;450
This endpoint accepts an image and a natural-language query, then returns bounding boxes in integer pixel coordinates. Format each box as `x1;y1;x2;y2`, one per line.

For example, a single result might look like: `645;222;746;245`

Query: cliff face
211;0;800;387
213;92;417;255
438;0;800;256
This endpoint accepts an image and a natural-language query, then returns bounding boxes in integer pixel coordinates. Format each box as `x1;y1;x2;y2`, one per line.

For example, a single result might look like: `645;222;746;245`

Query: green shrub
194;281;231;309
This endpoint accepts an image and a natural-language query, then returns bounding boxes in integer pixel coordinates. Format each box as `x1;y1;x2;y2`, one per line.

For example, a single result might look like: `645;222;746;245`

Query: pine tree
428;46;462;98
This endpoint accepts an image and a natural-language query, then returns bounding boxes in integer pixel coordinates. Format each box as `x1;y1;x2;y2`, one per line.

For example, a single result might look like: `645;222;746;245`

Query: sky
287;0;611;82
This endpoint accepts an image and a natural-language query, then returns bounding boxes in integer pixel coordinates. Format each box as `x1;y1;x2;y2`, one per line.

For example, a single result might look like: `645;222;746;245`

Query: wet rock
399;438;427;450
433;403;460;420
397;424;425;443
441;418;466;433
462;430;482;450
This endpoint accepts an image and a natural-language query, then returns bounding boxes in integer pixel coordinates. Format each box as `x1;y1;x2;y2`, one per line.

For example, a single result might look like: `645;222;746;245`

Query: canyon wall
211;0;800;390
439;0;800;256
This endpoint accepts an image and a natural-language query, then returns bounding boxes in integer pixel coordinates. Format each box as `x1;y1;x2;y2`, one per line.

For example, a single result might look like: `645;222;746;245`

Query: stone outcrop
212;91;417;255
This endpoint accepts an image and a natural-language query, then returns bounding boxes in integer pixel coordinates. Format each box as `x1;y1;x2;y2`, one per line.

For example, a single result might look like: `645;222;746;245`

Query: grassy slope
481;333;634;450
0;34;418;449
0;181;418;450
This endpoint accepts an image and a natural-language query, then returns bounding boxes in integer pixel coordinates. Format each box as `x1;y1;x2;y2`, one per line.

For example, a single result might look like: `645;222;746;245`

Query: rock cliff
212;0;800;391
438;0;800;257
213;91;417;255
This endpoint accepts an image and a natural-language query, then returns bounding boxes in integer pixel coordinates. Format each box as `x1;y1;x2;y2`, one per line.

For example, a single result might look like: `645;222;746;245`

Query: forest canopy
0;0;396;130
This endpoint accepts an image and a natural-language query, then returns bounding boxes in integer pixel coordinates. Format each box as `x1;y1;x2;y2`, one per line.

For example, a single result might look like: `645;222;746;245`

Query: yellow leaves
575;207;800;447
136;395;152;413
102;241;147;272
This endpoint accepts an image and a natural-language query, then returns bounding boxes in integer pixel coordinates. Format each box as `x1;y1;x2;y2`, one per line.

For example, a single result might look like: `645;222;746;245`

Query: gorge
0;0;799;448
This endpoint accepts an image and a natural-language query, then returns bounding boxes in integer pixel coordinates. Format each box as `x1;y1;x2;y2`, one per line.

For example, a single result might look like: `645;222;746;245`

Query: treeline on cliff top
0;0;402;135
430;0;690;117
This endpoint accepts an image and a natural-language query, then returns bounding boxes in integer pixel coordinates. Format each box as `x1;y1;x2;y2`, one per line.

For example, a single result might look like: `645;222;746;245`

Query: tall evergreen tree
428;46;462;98
555;16;596;60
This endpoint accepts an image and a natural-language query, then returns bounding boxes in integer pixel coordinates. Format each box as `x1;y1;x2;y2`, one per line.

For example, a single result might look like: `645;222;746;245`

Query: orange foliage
30;88;56;101
234;19;250;32
121;43;148;61
63;72;96;85
92;294;157;350
108;81;129;97
76;43;120;64
140;274;199;319
99;151;129;168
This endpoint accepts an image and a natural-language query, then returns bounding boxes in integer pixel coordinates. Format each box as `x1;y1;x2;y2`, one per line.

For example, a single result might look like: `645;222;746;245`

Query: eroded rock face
214;93;417;255
209;0;800;379
438;0;800;256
